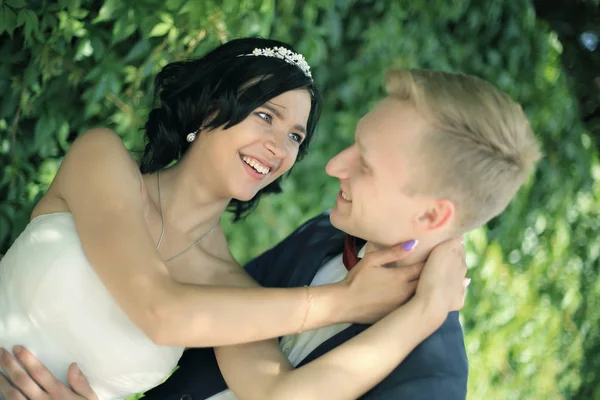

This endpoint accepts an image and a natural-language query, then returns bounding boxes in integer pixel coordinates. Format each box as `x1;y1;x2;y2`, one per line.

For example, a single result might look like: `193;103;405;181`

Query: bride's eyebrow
262;103;307;135
261;103;285;119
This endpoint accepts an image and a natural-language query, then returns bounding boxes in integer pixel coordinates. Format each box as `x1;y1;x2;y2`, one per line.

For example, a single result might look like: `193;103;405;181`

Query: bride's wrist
325;281;354;324
411;293;447;330
304;282;351;329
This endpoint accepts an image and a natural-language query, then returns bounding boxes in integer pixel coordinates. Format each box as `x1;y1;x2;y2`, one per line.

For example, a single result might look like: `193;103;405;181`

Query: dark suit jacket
143;213;468;399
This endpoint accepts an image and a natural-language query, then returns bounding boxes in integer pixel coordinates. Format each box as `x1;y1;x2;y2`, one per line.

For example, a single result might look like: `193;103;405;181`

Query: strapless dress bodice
0;212;184;399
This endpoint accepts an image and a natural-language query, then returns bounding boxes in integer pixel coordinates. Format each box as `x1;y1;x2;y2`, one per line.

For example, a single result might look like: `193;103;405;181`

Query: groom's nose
326;146;354;179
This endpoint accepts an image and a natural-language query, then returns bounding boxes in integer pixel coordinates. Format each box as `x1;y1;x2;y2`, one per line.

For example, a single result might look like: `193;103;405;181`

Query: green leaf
55;122;70;152
15;7;25;26
167;25;178;41
123;39;150;63
90;36;105;61
165;0;182;11
5;0;26;9
91;75;109;102
149;22;171;37
93;0;119;23
58;0;80;11
0;6;17;36
158;11;173;25
74;38;93;61
112;16;137;44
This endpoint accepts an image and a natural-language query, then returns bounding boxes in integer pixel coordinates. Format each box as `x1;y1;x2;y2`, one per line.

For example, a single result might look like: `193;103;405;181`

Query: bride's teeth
242;155;270;175
341;191;351;201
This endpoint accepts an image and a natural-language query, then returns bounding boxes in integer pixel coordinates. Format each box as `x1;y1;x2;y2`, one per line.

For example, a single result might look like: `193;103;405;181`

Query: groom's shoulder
277;210;342;246
294;210;336;233
362;311;468;399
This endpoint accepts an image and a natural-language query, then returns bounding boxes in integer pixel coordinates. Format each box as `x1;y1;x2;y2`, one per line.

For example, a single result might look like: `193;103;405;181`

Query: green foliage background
1;0;599;399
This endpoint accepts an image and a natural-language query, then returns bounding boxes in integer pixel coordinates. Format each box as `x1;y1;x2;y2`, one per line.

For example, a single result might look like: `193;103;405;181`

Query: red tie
342;235;360;271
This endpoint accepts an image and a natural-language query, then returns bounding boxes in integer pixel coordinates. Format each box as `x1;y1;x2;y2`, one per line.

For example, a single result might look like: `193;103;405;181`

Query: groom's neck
364;239;438;268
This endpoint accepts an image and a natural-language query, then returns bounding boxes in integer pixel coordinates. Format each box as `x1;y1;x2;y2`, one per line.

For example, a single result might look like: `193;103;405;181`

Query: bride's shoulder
69;128;133;159
32;129;142;218
49;127;145;210
59;128;141;179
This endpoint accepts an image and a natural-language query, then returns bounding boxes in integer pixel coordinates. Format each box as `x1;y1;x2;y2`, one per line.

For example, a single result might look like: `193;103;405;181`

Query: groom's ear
414;198;455;232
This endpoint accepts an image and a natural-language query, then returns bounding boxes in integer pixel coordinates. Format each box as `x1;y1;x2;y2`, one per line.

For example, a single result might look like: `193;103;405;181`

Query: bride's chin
231;190;259;203
229;179;273;202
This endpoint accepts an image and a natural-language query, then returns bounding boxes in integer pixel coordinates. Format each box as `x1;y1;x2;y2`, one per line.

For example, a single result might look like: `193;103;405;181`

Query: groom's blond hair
386;68;541;231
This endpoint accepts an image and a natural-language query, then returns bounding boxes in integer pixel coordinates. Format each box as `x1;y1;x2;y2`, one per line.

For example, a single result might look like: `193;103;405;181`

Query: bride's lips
240;154;272;181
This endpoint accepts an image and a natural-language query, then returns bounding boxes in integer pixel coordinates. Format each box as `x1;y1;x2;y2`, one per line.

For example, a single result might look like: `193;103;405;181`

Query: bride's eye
288;132;303;144
255;112;273;124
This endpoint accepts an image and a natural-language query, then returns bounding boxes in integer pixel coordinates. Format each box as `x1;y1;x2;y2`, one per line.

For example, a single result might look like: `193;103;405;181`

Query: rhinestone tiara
241;46;312;80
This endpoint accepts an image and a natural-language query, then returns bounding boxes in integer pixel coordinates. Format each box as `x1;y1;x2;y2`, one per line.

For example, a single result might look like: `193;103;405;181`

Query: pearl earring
186;131;197;142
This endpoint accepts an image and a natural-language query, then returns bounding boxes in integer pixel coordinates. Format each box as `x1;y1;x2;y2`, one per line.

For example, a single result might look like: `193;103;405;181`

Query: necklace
155;170;218;262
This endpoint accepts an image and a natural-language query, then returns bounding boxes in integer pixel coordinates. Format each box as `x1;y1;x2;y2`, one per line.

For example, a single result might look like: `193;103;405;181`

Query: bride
0;38;467;400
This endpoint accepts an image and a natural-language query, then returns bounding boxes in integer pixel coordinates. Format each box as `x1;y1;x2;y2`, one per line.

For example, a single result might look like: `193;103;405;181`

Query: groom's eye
360;157;369;171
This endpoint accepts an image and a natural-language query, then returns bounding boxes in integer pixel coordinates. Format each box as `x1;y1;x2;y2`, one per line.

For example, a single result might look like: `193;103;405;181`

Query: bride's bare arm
215;239;467;400
50;128;414;348
217;300;442;400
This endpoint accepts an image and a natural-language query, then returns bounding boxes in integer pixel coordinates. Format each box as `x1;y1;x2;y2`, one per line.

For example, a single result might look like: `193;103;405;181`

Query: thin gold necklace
155;170;218;262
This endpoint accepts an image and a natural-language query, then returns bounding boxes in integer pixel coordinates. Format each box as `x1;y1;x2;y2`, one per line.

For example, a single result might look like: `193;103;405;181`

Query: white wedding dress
0;212;184;399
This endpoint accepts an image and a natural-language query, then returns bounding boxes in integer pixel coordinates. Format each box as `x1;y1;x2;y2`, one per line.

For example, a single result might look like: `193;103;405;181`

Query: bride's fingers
10;347;92;400
0;347;45;399
0;369;27;400
67;364;98;400
13;345;64;398
0;381;28;400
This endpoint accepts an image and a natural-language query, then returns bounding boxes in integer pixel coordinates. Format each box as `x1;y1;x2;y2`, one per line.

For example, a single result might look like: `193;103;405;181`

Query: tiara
242;46;313;80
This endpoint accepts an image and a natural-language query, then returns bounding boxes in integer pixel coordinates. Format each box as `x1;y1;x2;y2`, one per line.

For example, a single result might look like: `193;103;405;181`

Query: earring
186;130;197;143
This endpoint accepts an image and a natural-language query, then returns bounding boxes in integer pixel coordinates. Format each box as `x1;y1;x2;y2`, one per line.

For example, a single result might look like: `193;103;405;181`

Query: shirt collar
357;244;367;259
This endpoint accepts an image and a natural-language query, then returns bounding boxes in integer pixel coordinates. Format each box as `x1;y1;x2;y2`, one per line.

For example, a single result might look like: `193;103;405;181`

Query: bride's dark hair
140;37;322;221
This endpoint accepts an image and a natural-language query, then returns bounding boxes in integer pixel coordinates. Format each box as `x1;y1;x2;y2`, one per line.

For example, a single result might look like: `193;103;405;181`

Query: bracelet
297;285;313;333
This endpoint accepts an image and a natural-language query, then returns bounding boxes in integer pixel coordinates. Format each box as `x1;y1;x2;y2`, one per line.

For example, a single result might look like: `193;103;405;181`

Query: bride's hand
0;346;98;400
341;241;424;324
414;237;469;316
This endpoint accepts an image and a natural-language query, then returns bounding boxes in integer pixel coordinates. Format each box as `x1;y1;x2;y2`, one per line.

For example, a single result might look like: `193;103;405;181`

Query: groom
0;68;540;399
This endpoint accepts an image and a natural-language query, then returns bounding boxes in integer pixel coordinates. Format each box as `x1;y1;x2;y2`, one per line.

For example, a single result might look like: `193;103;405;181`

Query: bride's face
189;89;312;201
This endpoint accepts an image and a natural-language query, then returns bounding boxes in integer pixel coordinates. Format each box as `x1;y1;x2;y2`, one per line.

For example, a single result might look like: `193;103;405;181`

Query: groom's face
326;97;437;247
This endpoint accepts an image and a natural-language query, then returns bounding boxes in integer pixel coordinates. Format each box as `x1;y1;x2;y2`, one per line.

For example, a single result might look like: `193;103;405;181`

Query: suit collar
284;218;347;288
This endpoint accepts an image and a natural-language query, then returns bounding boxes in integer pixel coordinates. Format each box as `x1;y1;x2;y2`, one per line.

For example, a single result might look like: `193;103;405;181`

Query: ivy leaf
0;6;17;36
17;8;37;42
6;0;26;9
